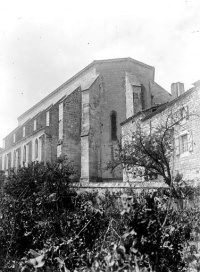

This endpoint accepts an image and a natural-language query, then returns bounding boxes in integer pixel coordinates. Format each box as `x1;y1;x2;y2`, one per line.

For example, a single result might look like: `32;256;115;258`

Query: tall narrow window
5;154;8;170
13;134;16;143
3;139;5;149
46;111;50;126
9;152;11;169
16;148;21;168
181;134;188;154
58;103;63;139
34;119;37;131
57;145;62;158
133;92;139;103
111;111;117;141
35;139;38;160
23;126;25;137
13;151;16;168
23;145;26;163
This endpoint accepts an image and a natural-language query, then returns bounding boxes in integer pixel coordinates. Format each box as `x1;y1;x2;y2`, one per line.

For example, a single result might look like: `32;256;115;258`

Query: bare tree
109;104;198;190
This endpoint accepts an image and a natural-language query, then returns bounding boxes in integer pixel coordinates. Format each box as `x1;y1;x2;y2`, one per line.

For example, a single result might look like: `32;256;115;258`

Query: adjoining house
121;81;200;184
0;58;171;182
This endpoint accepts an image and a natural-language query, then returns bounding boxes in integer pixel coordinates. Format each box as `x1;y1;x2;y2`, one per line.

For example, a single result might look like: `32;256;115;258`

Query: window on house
111;111;117;141
46;111;50;126
181;134;188;154
23;126;25;137
34;119;37;131
35;139;38;160
13;134;16;143
59;103;63;139
180;106;189;121
3;139;5;149
175;131;193;156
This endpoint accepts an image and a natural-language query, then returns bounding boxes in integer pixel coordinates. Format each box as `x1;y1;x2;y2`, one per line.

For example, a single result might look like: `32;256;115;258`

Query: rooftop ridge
17;60;96;121
93;57;154;69
142;86;196;121
18;58;154;122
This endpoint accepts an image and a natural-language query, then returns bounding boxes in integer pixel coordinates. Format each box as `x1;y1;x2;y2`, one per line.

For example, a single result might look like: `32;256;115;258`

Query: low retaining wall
71;180;168;194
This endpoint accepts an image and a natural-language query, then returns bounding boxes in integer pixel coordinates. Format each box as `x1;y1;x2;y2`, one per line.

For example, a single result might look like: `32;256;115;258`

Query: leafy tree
0;159;75;264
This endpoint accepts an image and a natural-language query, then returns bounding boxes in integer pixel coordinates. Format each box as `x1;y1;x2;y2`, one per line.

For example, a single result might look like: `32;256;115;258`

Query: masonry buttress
80;89;90;182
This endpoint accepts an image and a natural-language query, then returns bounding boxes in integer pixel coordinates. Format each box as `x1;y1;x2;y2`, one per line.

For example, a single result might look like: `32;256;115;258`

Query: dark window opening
111;111;117;141
133;92;139;102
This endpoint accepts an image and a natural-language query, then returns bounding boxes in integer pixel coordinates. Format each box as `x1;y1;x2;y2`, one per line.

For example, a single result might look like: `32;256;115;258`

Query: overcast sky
0;0;200;146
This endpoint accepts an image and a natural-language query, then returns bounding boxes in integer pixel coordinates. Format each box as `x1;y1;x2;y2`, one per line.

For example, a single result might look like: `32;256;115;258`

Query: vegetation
0;160;200;271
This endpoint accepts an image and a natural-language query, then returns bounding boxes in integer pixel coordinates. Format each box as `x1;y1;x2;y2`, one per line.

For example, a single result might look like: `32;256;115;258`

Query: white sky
0;0;200;146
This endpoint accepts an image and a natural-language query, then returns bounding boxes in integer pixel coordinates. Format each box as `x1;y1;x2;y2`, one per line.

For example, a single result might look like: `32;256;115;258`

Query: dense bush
0;162;200;271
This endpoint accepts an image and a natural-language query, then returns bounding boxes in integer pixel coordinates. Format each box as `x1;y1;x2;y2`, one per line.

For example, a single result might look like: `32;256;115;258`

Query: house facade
0;58;171;182
121;81;200;184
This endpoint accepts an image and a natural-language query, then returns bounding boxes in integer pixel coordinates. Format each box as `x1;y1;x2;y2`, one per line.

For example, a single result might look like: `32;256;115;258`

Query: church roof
17;58;154;123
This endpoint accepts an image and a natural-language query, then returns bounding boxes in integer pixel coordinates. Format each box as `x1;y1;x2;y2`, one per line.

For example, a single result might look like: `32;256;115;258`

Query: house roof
121;83;198;126
142;86;196;121
120;105;161;126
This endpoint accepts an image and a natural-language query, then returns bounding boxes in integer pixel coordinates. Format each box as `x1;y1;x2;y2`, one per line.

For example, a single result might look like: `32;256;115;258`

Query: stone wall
93;60;154;181
122;84;200;183
63;87;82;179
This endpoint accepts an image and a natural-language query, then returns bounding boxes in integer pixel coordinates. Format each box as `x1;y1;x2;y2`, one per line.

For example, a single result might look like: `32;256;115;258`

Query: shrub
1;162;200;271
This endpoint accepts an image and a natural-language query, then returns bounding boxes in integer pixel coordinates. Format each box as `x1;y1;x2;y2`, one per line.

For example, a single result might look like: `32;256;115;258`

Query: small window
23;126;25;137
111;111;117;141
34;119;37;131
181;134;188;154
46;111;50;126
13;134;16;143
180;106;189;120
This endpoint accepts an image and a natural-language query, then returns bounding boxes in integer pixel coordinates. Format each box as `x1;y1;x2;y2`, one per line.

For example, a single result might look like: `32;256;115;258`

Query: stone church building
0;58;171;182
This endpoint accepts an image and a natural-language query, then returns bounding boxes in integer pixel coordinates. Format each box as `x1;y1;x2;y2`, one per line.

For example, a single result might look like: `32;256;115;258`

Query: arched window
35;139;38;160
111;111;117;141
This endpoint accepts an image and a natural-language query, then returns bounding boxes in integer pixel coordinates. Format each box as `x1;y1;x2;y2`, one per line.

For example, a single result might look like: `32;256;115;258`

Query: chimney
171;82;185;99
